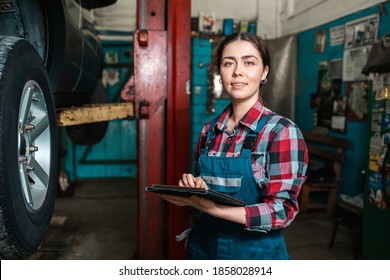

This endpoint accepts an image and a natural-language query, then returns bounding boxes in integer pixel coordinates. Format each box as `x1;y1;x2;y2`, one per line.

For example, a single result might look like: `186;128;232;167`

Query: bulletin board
296;3;389;199
295;0;390;260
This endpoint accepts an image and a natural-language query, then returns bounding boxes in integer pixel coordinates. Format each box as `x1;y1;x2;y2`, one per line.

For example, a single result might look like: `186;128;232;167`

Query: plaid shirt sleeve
244;118;308;232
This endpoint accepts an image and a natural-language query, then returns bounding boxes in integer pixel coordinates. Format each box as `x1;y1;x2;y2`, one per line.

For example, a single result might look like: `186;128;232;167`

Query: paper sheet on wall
330;25;345;47
331;115;346;132
342;46;371;82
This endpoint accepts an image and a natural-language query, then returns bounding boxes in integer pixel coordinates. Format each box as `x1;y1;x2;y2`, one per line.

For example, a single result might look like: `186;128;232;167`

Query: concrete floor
29;178;357;260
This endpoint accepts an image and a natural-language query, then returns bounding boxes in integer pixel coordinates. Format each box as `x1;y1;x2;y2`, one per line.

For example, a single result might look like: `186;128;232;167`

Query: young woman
161;32;308;260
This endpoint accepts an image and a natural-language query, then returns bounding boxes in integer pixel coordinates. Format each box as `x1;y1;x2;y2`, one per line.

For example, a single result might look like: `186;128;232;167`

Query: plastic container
223;18;234;36
248;22;257;34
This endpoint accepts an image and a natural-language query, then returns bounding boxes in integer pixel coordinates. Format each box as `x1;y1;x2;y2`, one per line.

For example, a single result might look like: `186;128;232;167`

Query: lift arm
56;102;134;126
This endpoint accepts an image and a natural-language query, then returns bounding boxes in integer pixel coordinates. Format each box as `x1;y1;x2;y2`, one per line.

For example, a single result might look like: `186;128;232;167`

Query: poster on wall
315;61;344;131
344;13;379;49
314;29;326;53
345;81;369;122
331;96;347;133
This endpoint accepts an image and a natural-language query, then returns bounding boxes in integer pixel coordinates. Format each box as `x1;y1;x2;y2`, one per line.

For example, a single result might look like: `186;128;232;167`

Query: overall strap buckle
241;113;277;151
201;116;219;151
242;134;257;150
201;136;215;151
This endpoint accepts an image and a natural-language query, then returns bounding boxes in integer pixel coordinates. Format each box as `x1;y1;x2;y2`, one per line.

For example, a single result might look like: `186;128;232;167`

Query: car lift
57;0;191;260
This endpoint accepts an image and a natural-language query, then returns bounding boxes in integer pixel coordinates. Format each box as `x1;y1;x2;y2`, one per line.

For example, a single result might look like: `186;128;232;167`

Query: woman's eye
245;61;255;65
223;61;234;66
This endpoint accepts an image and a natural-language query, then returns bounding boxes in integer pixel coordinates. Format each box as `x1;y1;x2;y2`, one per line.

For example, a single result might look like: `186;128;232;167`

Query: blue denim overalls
186;113;289;260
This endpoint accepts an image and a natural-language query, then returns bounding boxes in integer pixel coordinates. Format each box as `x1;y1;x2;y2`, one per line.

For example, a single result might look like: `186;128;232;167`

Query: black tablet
145;184;246;206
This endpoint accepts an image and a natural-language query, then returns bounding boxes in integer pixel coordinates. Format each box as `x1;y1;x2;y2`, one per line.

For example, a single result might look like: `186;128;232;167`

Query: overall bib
187;113;289;260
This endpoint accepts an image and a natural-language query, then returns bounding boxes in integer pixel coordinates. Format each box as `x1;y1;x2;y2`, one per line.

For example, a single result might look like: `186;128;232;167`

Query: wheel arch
0;0;67;94
1;0;101;101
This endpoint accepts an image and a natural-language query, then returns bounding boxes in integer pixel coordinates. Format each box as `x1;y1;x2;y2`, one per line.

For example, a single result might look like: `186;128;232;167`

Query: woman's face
220;40;269;103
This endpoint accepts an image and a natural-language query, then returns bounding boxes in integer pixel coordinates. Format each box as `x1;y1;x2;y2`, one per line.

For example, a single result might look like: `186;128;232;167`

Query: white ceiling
90;0;258;33
92;0;137;32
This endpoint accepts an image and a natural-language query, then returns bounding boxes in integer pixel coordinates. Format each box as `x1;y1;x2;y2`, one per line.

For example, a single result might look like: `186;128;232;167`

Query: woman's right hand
179;173;208;189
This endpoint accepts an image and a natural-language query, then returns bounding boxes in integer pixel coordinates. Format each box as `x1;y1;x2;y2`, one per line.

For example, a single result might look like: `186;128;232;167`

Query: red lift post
166;0;191;260
135;0;191;259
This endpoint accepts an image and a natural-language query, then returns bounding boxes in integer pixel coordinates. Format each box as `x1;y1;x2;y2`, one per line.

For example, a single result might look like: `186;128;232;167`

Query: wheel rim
18;80;51;213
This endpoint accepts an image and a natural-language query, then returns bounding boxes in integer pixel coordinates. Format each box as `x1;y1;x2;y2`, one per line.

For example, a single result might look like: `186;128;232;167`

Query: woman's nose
233;64;243;76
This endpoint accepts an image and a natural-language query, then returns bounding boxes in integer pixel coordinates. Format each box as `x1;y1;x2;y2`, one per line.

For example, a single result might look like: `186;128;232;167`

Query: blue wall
296;1;390;196
190;37;231;172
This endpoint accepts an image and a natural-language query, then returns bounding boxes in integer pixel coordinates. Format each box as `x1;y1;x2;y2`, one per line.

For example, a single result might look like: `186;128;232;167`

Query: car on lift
0;0;116;259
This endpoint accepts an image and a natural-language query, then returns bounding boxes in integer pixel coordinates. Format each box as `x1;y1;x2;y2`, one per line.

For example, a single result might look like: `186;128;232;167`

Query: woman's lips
231;82;247;88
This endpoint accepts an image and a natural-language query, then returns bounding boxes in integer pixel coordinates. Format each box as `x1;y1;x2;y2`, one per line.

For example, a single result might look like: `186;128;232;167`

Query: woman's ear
261;65;269;81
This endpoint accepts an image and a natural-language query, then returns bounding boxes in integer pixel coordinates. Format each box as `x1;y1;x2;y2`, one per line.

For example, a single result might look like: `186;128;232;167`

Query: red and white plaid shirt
194;100;308;232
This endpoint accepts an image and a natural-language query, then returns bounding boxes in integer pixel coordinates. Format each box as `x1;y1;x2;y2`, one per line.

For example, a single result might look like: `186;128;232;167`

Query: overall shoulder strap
200;116;219;155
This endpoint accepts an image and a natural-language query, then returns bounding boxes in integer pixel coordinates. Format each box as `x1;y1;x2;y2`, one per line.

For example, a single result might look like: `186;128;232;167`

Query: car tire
0;36;58;259
65;80;109;146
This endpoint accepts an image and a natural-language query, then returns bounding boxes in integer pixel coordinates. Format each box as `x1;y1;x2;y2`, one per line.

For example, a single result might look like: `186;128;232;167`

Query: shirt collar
213;99;268;133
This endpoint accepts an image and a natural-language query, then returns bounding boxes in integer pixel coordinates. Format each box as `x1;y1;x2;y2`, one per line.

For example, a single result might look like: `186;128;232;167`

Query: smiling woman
159;32;309;260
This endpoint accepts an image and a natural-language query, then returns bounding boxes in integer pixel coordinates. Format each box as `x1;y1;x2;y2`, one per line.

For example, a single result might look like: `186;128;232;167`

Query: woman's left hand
159;193;216;211
159;174;246;225
160;193;245;225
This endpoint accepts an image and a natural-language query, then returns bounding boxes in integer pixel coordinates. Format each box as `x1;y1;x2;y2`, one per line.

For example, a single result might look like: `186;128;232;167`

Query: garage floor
29;178;357;260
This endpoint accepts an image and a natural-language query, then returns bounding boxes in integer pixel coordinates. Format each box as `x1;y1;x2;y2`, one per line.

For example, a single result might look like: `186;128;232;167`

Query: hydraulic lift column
135;0;167;260
166;0;191;260
135;0;191;259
